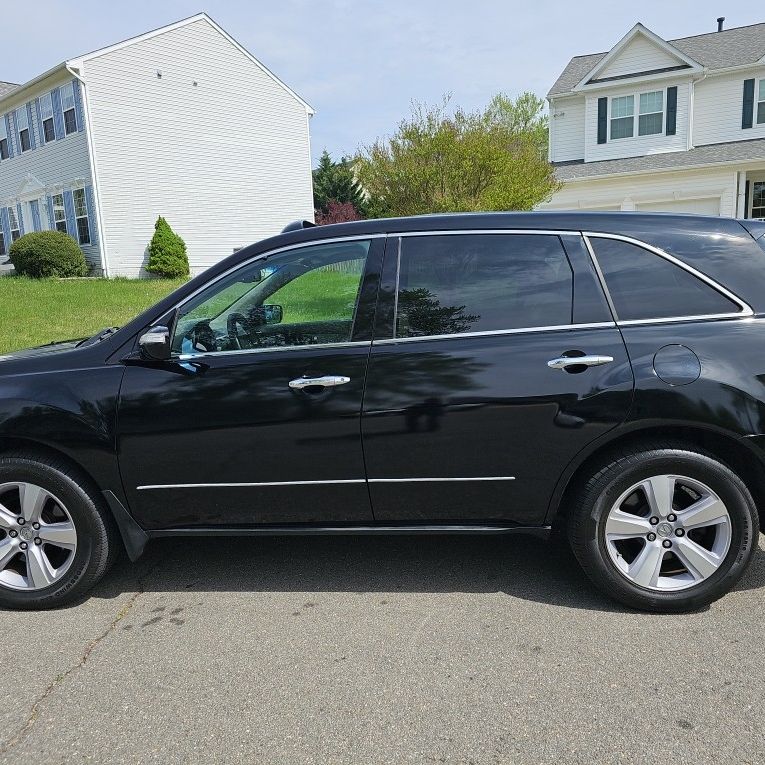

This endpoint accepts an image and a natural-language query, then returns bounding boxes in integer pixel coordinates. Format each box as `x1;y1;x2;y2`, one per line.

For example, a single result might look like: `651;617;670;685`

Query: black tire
568;443;759;613
0;452;119;610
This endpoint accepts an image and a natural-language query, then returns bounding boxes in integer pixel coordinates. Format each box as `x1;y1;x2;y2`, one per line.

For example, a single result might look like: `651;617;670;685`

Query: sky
1;1;763;165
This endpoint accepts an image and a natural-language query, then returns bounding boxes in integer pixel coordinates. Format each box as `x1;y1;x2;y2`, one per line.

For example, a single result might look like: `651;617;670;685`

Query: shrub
9;231;88;278
146;216;189;278
315;201;364;225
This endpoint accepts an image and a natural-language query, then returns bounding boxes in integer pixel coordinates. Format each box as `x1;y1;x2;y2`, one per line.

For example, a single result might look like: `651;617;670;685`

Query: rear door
361;230;634;525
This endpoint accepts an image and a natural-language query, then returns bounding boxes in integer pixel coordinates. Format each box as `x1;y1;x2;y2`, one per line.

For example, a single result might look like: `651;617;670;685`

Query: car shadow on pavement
86;534;765;614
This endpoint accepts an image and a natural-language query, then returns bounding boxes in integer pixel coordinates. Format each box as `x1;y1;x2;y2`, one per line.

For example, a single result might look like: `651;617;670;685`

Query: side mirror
138;325;171;361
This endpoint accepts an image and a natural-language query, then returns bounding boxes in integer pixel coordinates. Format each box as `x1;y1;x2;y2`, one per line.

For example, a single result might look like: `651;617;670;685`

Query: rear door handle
289;375;351;390
547;355;615;370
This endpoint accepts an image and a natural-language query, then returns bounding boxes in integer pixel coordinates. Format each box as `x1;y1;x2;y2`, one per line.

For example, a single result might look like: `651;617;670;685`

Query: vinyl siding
0;73;100;268
583;81;690;162
540;166;738;216
549;96;585;162
82;18;314;277
693;68;765;146
597;35;683;80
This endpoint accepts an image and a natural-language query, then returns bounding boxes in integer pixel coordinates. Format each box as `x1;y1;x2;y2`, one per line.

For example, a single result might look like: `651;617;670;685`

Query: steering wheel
227;312;258;349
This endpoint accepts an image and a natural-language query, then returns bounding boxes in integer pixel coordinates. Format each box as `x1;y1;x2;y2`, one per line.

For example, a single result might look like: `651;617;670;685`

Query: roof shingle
0;81;18;99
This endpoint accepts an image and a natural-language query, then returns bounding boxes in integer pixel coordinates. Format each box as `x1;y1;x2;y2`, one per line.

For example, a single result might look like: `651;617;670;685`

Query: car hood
0;339;84;362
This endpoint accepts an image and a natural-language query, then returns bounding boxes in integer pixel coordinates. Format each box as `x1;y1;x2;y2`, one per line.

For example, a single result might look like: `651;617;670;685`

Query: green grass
270;269;362;323
0;277;186;354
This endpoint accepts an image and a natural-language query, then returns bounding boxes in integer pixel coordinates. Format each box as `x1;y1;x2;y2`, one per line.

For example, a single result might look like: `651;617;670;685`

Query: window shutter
666;86;677;136
51;87;65;140
2;114;13;158
34;98;44;144
16;203;25;236
744;181;751;218
72;79;85;132
46;196;55;229
597;97;608;144
30;200;41;232
0;208;10;247
7;112;17;155
743;79;755;129
25;102;37;150
63;190;77;238
84;185;98;245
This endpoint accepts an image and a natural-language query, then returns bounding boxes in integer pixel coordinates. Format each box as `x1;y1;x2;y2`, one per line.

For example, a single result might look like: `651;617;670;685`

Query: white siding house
541;20;765;221
0;14;314;276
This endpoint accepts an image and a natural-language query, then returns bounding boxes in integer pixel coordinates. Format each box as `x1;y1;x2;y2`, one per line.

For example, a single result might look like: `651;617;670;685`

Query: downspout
687;70;707;152
66;63;110;277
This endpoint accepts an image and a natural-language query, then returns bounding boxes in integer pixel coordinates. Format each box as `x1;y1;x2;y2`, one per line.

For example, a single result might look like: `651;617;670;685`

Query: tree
312;150;367;216
355;92;559;217
315;201;364;226
146;216;189;278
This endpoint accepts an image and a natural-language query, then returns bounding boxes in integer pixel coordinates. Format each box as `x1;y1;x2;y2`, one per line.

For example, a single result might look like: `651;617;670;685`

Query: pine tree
312;150;366;216
145;216;190;278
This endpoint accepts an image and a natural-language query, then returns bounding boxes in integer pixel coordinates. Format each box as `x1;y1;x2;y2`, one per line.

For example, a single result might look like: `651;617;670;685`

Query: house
0;13;314;276
541;19;765;221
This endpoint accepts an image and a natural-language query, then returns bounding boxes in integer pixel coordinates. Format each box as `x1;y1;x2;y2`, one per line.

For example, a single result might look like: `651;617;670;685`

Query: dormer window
638;91;663;135
610;96;634;139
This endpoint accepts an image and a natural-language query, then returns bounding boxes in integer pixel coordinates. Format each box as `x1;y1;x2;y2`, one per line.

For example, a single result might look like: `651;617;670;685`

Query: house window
638;90;663;136
16;107;31;152
60;83;77;135
8;207;21;241
752;182;765;221
758;80;765;125
73;188;90;245
52;194;68;233
0;118;8;160
40;93;55;142
610;95;634;139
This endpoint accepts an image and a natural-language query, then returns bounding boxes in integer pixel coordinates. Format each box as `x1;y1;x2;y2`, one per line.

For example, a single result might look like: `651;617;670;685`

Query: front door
117;236;383;529
361;231;634;525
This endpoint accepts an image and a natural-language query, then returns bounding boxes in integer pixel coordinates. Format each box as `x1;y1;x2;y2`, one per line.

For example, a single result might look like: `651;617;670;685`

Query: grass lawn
0;277;186;354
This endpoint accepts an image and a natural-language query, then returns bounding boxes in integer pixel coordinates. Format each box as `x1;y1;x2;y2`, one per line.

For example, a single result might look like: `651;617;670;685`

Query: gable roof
550;21;765;97
0;13;313;114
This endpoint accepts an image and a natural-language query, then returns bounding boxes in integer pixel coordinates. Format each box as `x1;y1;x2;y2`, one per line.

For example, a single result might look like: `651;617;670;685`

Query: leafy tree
355;92;559;217
315;201;364;226
312;150;366;216
146;216;189;278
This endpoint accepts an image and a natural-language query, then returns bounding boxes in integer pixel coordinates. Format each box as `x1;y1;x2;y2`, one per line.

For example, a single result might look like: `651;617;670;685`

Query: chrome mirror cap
138;326;171;361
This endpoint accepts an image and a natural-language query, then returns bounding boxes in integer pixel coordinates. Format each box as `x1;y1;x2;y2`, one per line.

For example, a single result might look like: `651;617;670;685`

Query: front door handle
547;355;615;370
289;375;351;390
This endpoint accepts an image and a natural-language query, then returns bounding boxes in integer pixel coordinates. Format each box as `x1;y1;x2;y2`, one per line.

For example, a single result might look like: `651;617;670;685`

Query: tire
568;443;759;613
0;452;119;610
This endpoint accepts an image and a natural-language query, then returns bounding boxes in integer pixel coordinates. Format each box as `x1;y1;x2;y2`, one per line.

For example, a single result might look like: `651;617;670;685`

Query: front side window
758;80;765;125
61;83;77;135
638;90;663;136
0;118;8;160
610;95;634;139
73;188;90;245
16;107;30;152
395;234;572;338
172;239;371;355
40;93;55;142
52;194;67;233
590;237;741;321
8;207;20;241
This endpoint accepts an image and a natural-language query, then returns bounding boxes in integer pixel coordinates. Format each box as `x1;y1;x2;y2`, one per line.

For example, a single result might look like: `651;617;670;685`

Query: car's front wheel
0;452;118;610
568;444;759;612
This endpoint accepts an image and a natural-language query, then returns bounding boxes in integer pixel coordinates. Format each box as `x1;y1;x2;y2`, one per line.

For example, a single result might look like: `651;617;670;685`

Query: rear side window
590;237;741;321
395;234;572;337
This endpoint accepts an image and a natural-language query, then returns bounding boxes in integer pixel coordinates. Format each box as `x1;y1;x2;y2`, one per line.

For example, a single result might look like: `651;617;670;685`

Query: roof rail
281;220;316;233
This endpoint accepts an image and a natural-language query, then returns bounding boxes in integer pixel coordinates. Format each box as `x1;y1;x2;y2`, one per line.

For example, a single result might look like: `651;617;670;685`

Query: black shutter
597;97;607;144
744;181;751;219
666;86;677;135
743;79;755;129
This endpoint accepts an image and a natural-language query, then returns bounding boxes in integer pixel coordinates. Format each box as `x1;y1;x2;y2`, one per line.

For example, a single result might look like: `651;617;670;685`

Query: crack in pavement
0;584;145;756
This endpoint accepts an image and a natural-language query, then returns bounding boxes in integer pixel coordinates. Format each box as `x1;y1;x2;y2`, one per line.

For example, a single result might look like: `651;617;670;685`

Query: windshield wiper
76;327;120;348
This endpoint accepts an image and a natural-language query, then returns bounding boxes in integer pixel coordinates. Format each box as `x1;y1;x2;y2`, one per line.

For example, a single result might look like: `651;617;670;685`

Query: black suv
2;212;765;612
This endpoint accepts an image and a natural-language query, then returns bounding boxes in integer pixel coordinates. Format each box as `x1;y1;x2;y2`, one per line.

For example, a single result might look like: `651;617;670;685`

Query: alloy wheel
0;482;78;591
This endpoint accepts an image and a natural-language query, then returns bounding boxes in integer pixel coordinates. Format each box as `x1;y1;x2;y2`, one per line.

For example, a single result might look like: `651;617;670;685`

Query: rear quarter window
590;237;742;322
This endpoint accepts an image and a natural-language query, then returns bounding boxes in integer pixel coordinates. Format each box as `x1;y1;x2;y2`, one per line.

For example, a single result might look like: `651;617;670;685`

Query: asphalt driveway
1;533;764;764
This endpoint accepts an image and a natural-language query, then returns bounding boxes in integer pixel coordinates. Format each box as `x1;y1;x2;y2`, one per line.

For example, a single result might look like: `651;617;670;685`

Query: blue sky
2;1;762;165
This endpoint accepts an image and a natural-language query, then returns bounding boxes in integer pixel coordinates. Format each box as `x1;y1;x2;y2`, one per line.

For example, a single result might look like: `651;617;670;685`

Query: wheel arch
546;424;765;530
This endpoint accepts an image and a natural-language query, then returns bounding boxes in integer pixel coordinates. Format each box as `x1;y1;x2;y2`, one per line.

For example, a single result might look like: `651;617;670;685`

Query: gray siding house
0;14;314;276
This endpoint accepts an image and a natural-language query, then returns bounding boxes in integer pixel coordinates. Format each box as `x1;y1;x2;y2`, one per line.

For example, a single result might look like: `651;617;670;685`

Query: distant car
1;212;765;612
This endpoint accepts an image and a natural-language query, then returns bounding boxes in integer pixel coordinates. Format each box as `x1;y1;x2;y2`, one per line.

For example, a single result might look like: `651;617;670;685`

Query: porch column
736;170;748;218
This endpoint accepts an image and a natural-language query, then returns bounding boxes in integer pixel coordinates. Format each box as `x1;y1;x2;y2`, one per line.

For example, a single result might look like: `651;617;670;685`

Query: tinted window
395;234;572;337
591;237;740;321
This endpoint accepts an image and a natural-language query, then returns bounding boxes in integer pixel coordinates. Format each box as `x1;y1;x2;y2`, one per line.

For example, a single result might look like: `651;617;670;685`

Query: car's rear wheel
0;453;118;610
568;444;759;612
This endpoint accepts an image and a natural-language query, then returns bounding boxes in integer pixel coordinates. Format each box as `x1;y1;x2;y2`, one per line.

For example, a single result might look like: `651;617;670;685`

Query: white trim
574;23;703;92
137;477;517;490
368;477;516;484
68;13;314;115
